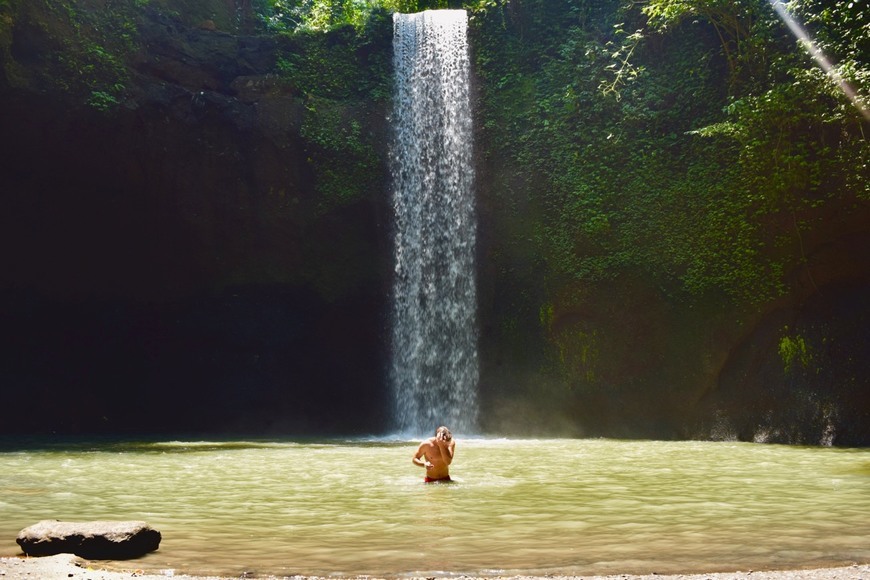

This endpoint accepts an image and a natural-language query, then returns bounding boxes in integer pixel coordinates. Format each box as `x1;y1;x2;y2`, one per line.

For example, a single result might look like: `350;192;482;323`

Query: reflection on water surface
1;438;868;577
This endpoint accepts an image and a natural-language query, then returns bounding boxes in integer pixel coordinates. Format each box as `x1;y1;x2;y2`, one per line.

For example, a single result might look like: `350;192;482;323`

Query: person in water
413;426;455;483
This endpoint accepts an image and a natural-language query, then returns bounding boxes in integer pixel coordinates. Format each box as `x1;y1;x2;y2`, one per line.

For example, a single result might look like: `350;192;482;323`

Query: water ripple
0;439;867;577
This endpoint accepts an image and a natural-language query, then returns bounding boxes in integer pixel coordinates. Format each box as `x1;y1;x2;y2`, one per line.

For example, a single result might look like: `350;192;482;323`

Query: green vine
779;327;813;374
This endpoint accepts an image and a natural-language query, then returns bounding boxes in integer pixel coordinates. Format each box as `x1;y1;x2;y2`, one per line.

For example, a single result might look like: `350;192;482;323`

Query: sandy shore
1;555;868;580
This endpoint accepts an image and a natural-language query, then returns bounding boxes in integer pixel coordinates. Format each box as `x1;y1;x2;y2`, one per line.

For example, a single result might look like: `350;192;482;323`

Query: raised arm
435;437;455;465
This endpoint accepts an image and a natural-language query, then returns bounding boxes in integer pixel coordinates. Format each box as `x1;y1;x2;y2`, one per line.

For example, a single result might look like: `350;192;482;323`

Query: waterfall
389;10;478;436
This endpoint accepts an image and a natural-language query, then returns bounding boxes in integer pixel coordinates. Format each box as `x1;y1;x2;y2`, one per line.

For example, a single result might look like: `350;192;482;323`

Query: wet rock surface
16;520;162;559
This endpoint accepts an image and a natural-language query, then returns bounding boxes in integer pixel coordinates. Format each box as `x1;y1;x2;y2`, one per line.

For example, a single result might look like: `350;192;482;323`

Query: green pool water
1;438;868;577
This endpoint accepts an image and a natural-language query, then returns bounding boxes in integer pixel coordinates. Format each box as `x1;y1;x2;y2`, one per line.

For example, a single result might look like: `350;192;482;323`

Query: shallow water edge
2;438;868;578
1;554;869;580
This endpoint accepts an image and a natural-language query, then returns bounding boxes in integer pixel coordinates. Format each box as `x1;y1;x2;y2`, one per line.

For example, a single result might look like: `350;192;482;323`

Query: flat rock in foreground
16;520;161;559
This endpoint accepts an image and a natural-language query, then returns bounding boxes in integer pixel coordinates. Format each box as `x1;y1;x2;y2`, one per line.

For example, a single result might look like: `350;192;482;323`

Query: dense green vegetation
0;0;866;440
0;0;141;107
466;0;868;413
473;0;867;302
257;0;465;32
275;19;391;213
7;0;861;284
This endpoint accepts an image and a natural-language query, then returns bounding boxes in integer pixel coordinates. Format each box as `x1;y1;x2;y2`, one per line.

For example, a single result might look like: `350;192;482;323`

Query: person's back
413;426;455;482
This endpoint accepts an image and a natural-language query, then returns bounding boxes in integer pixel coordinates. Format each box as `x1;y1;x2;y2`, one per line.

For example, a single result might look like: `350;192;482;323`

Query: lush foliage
779;327;812;373
273;13;392;212
0;0;140;107
255;0;454;33
2;0;866;422
467;0;868;401
472;0;867;305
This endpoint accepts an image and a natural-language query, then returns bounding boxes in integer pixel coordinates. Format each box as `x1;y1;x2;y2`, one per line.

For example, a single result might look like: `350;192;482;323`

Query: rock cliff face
475;144;870;446
467;3;870;447
476;136;870;445
0;1;867;444
0;3;393;435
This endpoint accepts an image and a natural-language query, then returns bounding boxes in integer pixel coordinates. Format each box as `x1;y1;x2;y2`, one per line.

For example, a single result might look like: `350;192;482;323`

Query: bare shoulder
415;438;434;454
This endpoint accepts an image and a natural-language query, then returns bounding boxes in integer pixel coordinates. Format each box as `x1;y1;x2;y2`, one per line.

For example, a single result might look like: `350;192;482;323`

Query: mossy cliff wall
0;0;867;443
470;0;870;445
0;0;393;435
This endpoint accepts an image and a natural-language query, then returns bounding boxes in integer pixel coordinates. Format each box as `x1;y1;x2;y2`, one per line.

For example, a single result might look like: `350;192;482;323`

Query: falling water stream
1;439;869;577
389;10;478;436
3;9;869;580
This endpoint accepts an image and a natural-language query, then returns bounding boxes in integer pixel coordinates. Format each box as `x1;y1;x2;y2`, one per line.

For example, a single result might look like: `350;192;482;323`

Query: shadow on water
0;434;413;453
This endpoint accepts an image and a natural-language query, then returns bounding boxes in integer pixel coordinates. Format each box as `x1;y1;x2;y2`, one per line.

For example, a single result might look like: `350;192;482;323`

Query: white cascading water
389;10;478;436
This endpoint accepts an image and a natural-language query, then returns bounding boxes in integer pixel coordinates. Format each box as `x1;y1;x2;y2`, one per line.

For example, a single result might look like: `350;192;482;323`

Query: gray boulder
16;520;161;559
